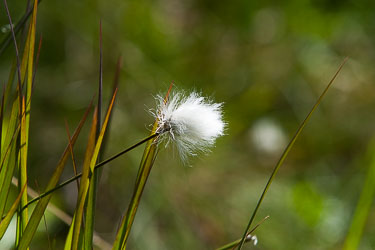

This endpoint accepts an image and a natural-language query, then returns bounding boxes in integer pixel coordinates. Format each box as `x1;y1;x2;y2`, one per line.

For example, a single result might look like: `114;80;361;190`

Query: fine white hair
153;90;225;163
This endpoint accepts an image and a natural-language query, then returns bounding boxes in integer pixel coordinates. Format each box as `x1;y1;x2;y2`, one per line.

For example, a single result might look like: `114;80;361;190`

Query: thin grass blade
0;99;19;215
70;89;117;250
236;58;348;250
343;139;375;249
81;108;98;249
17;1;38;241
64;214;76;250
0;85;4;153
18;97;28;236
83;23;104;249
17;102;92;249
113;84;172;250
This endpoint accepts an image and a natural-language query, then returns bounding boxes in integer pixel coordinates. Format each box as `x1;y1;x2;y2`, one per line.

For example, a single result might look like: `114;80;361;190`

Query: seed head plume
152;90;225;163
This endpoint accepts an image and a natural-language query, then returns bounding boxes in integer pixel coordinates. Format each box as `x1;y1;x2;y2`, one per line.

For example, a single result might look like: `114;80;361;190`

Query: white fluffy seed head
153;91;225;163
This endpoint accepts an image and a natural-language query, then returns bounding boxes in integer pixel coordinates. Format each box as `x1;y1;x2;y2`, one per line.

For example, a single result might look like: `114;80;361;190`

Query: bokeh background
1;0;375;249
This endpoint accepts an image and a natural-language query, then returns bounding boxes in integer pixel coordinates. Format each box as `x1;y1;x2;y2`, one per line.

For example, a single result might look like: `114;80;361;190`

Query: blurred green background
1;0;375;249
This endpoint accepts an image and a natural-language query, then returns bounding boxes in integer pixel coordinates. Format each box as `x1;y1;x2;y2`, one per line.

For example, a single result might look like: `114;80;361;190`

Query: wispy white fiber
152;90;225;163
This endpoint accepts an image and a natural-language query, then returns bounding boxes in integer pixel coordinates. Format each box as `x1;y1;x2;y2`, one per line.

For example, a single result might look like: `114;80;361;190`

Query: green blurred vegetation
1;0;375;249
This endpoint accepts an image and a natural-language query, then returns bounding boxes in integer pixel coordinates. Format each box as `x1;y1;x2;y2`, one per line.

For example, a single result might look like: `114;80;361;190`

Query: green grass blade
64;214;76;250
81;108;97;249
0;138;17;217
70;90;117;250
17;1;38;242
113;84;172;250
0;99;19;215
236;58;348;250
83;24;104;249
18;97;28;238
84;171;96;249
17;102;92;249
0;86;4;153
112;136;159;250
343;139;375;249
0;184;26;239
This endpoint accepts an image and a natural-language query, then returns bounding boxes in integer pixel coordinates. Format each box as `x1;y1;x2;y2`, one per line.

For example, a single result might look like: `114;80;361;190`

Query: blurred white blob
246;234;258;245
152;91;225;163
1;24;13;33
250;118;287;155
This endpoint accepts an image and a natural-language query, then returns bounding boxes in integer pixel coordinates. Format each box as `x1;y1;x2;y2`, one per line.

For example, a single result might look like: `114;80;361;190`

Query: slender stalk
21;133;159;211
3;0;23;110
237;58;348;249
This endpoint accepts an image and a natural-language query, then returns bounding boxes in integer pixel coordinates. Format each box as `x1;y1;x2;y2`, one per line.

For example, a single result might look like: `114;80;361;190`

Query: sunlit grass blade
70;89;117;250
0;138;17;217
113;84;172;250
17;0;38;244
64;214;76;250
0;86;4;153
82;108;98;249
112;126;159;250
0;184;26;239
236;58;348;250
19;97;28;235
343;139;375;249
17;101;92;249
113;133;159;250
0;99;19;215
83;23;104;249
